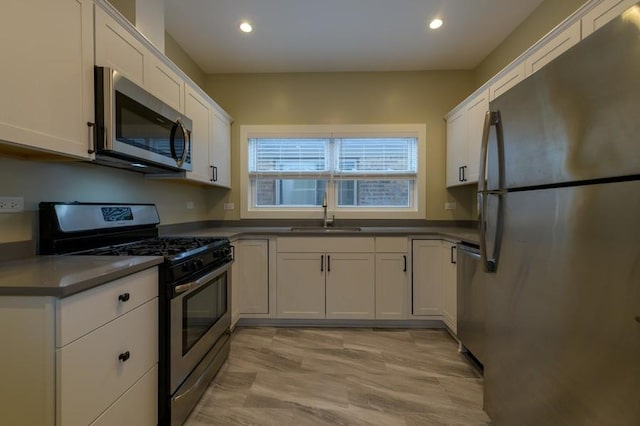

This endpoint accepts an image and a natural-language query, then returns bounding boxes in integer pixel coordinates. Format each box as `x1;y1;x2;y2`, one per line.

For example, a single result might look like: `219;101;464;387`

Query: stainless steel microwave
93;66;192;174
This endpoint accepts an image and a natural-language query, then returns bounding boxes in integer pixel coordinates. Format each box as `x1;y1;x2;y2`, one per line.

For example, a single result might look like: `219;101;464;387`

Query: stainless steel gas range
39;202;233;426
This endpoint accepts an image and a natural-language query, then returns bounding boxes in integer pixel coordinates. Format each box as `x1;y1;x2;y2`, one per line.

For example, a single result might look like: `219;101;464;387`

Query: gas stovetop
83;237;229;261
39;202;233;284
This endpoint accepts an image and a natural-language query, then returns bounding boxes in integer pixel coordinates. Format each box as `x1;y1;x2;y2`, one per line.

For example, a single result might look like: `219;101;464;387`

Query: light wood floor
184;327;491;425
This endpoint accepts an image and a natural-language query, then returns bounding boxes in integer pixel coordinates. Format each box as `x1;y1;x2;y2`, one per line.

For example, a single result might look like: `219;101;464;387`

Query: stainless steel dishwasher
457;243;486;366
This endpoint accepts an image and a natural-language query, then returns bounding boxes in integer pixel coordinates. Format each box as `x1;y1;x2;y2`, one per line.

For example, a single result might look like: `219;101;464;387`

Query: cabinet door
325;253;375;320
489;62;526;101
145;56;184;113
525;21;581;77
57;299;158;426
211;111;232;188
276;253;325;318
581;0;637;38
185;87;213;184
446;110;467;188
234;240;269;314
465;90;490;184
375;253;408;319
412;240;442;316
441;242;458;334
95;6;146;86
0;0;94;159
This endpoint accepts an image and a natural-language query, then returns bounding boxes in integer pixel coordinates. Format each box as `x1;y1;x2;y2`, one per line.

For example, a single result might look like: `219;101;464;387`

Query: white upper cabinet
184;86;232;187
525;20;581;77
95;6;184;113
211;111;232;188
185;87;214;184
0;0;94;159
94;6;146;86
446;110;467;188
446;90;489;187
145;55;185;113
582;0;638;38
489;62;526;102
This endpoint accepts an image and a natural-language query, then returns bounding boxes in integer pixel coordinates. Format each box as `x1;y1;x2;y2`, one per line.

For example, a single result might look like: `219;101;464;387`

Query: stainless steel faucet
322;192;334;228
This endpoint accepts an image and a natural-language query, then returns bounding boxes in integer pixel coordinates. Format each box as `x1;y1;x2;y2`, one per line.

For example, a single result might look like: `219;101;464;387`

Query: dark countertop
173;226;480;245
0;255;164;298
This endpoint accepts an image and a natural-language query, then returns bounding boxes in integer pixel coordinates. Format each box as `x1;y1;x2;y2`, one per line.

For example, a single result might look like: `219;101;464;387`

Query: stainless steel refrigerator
478;5;640;425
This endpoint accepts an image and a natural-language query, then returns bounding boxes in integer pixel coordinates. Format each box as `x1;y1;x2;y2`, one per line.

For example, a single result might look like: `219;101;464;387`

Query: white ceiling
165;0;545;74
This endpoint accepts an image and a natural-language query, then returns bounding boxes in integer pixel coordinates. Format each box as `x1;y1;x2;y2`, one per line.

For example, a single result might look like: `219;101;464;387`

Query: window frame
240;124;427;219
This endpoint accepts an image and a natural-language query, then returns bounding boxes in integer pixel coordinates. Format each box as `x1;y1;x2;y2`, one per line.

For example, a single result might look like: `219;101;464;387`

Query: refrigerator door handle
478;110;505;273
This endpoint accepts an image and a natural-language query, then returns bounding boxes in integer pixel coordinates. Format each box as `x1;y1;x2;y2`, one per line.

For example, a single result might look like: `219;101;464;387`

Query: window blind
248;138;331;178
333;138;417;179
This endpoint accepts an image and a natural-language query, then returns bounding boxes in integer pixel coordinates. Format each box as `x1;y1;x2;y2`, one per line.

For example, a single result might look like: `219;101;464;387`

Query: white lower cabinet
232;239;270;320
0;267;158;426
325;253;375;319
276;252;326;319
276;237;375;319
441;241;458;334
374;237;408;319
411;240;443;317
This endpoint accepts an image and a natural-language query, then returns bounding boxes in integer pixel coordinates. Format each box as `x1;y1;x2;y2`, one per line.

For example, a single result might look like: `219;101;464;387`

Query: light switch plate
223;203;235;210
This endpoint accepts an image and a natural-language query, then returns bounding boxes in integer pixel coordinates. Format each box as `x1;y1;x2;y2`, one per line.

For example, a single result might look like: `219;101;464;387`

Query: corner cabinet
231;239;271;327
0;0;94;159
0;267;159;426
445;90;489;187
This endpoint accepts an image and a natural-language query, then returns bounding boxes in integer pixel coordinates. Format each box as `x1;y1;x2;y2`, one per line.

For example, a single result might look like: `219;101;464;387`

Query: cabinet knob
118;351;130;362
118;292;130;302
635;316;640;324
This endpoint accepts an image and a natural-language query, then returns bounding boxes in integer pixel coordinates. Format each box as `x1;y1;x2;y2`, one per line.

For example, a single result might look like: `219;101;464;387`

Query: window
241;124;426;219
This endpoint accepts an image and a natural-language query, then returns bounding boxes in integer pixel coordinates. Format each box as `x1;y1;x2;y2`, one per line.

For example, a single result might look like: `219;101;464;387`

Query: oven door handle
174;263;231;295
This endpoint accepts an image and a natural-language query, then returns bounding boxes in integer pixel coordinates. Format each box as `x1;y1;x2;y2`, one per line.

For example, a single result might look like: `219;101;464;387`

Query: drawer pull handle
118;351;131;362
118;293;130;302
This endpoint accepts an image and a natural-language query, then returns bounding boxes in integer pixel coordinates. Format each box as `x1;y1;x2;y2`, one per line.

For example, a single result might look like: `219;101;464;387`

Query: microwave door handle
170;118;189;167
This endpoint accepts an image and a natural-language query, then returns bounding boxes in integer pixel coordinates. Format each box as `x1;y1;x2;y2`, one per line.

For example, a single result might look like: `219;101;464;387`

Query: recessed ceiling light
429;18;443;30
239;22;253;33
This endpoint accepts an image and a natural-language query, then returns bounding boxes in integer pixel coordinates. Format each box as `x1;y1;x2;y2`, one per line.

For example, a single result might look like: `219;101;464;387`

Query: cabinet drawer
57;298;158;426
56;267;158;347
90;364;158;426
277;237;374;253
375;237;408;252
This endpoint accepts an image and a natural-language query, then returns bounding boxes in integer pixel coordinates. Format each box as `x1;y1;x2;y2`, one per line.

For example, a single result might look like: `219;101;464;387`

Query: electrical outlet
444;202;457;210
223;203;235;210
186;201;194;209
0;197;24;213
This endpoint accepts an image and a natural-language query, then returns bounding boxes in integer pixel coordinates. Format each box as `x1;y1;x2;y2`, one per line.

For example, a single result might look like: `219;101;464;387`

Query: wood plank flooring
184;327;491;425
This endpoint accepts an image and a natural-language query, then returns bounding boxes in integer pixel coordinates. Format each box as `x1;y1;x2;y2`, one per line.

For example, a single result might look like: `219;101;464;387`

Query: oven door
170;262;231;393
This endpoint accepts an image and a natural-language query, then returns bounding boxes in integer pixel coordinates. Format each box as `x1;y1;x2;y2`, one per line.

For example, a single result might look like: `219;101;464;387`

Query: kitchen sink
289;226;362;233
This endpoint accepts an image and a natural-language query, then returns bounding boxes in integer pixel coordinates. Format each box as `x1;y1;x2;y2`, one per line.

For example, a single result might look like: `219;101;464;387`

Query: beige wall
474;0;588;86
165;32;206;88
107;0;135;25
204;71;477;222
0;156;217;243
